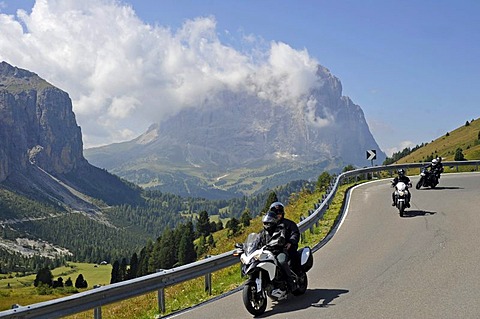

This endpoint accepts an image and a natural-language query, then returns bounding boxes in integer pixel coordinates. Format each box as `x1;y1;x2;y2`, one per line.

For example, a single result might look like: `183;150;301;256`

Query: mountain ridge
85;64;386;199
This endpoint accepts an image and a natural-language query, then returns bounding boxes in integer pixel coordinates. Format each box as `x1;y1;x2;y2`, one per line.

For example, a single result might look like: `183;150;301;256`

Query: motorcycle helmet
432;159;438;166
398;169;405;176
269;201;285;218
262;211;278;231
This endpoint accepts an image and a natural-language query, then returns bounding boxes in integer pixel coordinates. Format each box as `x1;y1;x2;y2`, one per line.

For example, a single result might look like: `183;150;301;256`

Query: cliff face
0;62;141;207
0;62;85;182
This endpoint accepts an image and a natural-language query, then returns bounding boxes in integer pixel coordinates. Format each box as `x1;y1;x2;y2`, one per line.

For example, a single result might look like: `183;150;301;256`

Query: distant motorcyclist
426;158;443;182
392;169;412;207
260;204;298;291
433;157;444;179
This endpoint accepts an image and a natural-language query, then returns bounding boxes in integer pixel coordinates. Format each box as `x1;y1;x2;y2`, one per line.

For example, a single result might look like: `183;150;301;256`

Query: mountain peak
85;62;386;199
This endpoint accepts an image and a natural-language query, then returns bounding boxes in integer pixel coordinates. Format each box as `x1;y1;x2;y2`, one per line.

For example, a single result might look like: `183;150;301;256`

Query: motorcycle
233;232;313;316
415;166;438;189
393;181;411;217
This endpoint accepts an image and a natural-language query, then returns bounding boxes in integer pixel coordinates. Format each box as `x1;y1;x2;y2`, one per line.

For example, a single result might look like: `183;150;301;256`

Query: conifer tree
316;171;332;192
127;252;139;280
75;274;88;289
110;260;121;284
207;234;215;248
262;192;278;214
196;210;211;238
155;228;177;269
34;267;53;287
120;258;128;282
227;217;240;237
177;222;196;265
137;239;153;276
454;148;466;161
240;209;252;227
65;277;73;287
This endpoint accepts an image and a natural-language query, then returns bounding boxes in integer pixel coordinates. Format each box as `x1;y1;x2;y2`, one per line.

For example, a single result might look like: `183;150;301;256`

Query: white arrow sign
366;149;377;161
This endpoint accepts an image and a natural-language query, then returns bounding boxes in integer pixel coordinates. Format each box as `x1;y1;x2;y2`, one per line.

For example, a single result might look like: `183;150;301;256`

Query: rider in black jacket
269;202;300;291
391;169;412;207
258;210;297;291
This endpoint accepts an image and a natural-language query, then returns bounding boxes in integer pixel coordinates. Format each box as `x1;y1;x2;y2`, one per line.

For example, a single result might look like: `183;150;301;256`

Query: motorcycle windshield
244;233;261;255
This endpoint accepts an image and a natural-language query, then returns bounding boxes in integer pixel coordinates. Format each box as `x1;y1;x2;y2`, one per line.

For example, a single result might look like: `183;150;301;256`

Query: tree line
1;178;313;274
109;205;257;283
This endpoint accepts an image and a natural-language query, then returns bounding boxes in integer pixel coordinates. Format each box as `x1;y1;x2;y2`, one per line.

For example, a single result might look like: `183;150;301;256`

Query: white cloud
0;0;324;148
385;140;417;157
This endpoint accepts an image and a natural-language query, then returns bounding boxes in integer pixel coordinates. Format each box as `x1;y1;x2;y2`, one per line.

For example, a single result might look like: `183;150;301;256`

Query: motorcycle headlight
252;251;263;260
241;250;263;264
240;254;249;264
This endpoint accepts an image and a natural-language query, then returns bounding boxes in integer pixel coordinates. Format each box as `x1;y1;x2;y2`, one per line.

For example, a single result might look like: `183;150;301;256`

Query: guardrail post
308;210;314;234
158;288;165;313
204;255;212;295
155;269;166;313
300;216;305;242
94;306;102;319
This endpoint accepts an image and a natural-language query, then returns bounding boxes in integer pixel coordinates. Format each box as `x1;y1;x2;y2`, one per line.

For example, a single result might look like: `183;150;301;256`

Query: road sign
366;149;377;161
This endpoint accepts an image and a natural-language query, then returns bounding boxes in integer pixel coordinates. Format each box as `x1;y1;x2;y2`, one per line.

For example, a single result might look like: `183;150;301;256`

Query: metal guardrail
1;160;479;319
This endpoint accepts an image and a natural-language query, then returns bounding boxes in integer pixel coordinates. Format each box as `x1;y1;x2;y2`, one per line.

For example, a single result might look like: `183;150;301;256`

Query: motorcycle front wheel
292;271;308;296
242;282;267;316
397;201;405;217
415;178;423;190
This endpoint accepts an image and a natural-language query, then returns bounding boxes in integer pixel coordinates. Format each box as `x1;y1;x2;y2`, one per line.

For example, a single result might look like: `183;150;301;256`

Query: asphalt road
167;173;480;319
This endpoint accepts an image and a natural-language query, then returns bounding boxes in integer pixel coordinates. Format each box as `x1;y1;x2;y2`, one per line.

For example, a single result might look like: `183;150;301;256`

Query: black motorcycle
416;166;439;189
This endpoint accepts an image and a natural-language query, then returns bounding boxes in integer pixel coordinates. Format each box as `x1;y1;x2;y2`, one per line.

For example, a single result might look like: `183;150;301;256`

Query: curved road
168;173;480;319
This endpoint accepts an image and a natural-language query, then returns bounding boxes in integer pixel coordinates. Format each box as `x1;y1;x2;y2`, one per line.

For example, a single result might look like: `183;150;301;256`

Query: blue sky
0;0;479;156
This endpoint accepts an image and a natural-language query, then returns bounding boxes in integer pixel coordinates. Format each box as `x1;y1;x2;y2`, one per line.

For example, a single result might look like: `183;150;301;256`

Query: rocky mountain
0;61;141;210
85;65;385;199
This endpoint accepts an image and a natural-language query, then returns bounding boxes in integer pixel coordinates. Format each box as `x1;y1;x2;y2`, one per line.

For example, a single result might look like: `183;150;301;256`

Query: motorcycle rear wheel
242;282;267;316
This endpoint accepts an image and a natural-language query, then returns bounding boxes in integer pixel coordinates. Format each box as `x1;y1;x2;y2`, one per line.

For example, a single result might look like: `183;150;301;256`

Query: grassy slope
0;262;112;311
397;117;480;164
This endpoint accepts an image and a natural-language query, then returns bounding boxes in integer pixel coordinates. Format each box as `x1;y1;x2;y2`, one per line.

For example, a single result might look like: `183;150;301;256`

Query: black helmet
269;201;285;217
262;211;278;231
398;169;405;176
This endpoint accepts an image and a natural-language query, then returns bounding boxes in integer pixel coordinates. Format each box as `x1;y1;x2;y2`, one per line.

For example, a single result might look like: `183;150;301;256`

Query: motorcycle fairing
257;261;277;280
